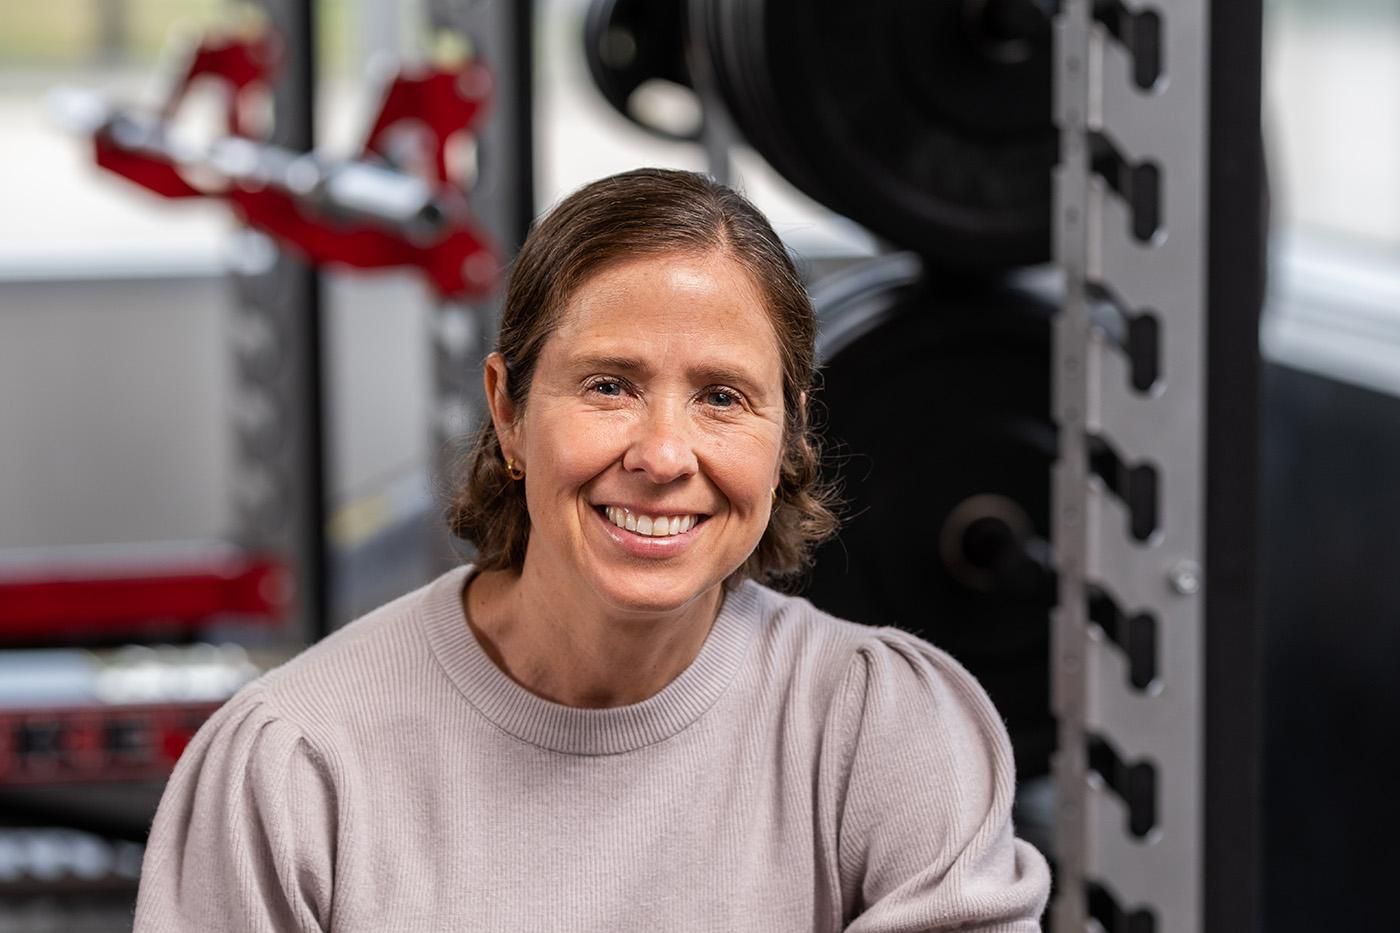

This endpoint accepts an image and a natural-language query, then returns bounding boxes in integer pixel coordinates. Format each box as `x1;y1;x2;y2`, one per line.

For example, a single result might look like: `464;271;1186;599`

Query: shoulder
139;681;340;929
844;625;1007;739
157;682;335;810
779;617;1048;925
740;580;880;666
215;566;469;747
743;582;994;712
741;584;1007;756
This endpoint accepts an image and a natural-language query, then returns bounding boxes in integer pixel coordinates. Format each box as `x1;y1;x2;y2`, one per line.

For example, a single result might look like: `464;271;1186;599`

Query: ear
483;352;522;459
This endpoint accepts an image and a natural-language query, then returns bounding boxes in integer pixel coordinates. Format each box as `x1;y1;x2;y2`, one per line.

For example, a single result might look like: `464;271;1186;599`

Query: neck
465;562;722;709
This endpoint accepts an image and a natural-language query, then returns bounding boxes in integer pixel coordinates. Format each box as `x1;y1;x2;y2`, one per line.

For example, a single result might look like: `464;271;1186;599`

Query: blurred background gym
0;0;1395;930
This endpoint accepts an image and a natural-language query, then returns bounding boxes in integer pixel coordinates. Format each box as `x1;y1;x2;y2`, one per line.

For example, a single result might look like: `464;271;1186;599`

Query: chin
590;566;721;619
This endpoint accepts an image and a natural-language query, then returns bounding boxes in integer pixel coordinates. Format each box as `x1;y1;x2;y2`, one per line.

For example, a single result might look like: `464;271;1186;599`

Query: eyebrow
569;354;770;397
572;355;649;376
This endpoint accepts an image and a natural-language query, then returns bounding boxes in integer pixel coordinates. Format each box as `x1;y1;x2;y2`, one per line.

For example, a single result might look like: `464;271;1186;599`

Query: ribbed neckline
417;565;763;756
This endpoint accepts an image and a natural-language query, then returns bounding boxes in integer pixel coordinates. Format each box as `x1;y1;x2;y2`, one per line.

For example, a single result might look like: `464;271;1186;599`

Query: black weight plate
698;0;841;210
803;271;1057;777
699;0;1056;268
584;0;701;142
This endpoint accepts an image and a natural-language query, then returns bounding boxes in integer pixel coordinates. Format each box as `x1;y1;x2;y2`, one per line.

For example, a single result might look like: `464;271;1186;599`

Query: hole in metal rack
1087;585;1159;690
1125;312;1160;393
1092;1;1164;91
1087;287;1162;395
1088;734;1158;838
1088;881;1159;932
1087;435;1159;542
1089;132;1163;243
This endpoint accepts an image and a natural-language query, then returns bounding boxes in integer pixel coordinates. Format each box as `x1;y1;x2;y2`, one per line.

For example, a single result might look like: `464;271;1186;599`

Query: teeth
603;507;700;537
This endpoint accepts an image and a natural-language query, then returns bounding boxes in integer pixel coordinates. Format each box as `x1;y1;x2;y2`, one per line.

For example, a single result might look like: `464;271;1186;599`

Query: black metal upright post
509;0;536;248
283;0;330;644
427;0;534;570
1204;0;1265;928
230;0;329;644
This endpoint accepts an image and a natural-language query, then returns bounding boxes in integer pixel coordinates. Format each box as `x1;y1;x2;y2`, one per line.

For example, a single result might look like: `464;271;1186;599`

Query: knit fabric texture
134;565;1050;931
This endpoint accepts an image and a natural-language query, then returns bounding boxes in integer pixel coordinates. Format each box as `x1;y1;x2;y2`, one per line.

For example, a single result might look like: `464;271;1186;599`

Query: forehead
549;252;783;370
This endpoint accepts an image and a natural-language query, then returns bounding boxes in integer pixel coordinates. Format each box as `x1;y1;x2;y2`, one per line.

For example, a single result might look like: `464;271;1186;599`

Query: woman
134;168;1049;931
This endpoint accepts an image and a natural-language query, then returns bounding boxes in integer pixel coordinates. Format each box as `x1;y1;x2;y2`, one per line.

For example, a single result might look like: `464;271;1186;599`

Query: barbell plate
697;0;1056;268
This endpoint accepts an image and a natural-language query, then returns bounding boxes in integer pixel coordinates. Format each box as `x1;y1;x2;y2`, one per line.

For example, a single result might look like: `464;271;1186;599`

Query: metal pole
230;0;330;643
426;0;534;568
1053;0;1238;928
1203;0;1265;927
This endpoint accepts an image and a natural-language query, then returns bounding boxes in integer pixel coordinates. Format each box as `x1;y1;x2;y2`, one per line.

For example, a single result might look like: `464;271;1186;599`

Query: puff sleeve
134;688;339;933
831;629;1050;931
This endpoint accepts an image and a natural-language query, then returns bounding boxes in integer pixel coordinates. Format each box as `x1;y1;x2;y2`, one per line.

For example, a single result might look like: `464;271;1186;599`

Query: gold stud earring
506;458;525;481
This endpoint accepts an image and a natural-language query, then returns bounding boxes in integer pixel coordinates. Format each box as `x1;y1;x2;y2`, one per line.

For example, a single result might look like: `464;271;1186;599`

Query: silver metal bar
50;88;447;237
1054;0;1211;928
1051;2;1094;928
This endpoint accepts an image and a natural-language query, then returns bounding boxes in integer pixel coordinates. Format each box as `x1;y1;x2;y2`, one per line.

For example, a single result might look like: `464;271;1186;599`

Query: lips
590;504;711;555
599;506;703;537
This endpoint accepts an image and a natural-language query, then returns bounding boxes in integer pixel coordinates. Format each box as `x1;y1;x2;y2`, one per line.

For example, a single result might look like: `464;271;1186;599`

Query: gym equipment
0;545;287;646
688;0;1057;268
7;14;531;927
57;26;500;299
0;701;223;787
0;642;280;787
1053;0;1265;929
584;0;701;142
804;262;1057;778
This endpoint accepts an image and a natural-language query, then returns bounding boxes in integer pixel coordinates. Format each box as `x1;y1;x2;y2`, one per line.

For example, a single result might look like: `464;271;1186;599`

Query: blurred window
0;0;236;278
1263;0;1400;392
1265;0;1400;245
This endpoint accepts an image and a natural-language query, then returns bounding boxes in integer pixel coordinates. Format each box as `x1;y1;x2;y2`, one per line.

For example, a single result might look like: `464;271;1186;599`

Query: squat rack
8;1;1267;928
1052;0;1264;930
228;0;534;644
0;0;532;809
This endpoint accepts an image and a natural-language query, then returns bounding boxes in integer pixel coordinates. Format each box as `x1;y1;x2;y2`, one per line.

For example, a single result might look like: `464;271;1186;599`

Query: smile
599;506;704;537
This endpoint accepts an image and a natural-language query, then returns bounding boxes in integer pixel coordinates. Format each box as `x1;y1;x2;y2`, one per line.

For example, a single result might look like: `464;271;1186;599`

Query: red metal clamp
72;25;499;299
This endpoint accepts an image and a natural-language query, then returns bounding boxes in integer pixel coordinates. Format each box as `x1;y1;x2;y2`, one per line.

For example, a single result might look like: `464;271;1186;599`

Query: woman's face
492;250;786;618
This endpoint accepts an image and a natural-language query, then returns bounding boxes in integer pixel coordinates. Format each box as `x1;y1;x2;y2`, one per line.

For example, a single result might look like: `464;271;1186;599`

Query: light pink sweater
135;565;1049;931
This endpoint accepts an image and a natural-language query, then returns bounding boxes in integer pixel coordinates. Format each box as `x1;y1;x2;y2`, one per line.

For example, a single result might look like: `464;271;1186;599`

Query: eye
703;387;741;409
585;376;629;398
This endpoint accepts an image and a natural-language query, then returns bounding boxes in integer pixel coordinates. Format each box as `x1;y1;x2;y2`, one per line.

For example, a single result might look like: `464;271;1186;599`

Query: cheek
705;426;785;507
527;410;627;488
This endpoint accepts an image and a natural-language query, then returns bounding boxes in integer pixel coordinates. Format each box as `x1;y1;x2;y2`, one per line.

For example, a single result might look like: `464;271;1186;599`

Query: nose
622;401;698;484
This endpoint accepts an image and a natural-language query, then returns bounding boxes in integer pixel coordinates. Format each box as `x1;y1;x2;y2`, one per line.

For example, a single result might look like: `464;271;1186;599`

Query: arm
134;690;338;933
832;630;1050;932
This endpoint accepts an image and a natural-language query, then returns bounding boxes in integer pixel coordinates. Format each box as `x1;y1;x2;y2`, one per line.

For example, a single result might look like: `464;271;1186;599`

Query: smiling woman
133;169;1050;932
450;168;835;586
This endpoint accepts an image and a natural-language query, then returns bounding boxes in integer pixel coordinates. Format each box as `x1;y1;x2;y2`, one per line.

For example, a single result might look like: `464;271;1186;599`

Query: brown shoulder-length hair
445;167;838;586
